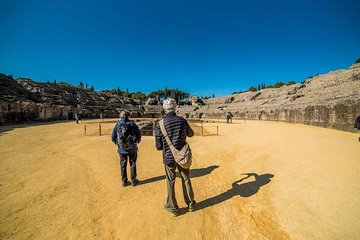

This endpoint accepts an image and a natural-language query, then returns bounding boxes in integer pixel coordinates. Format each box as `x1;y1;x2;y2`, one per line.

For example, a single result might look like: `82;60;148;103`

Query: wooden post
201;121;203;136
153;122;156;136
217;125;219;136
99;123;101;136
84;125;87;136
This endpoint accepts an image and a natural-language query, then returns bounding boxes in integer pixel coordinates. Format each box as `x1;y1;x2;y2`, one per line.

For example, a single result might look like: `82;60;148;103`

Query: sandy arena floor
0;120;360;239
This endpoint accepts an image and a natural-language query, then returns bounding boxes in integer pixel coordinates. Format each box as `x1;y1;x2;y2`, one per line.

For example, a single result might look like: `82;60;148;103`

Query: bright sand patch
0;120;359;239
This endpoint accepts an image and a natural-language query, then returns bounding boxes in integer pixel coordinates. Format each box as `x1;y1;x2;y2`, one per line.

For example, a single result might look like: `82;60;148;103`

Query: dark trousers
120;152;137;183
164;163;195;212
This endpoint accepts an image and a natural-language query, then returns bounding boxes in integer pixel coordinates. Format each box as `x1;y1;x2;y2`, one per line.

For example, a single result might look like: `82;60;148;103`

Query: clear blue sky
1;0;359;97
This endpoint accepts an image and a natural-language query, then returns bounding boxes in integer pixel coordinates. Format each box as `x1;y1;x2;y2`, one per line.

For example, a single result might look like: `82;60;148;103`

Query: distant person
355;115;360;142
75;113;79;124
155;98;196;217
112;111;141;187
100;112;103;120
226;111;233;123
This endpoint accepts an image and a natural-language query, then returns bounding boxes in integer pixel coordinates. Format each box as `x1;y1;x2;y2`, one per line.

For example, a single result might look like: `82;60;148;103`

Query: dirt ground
0;120;359;240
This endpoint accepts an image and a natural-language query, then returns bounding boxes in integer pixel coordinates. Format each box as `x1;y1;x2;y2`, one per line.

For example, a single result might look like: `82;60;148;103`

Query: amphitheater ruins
1;63;360;132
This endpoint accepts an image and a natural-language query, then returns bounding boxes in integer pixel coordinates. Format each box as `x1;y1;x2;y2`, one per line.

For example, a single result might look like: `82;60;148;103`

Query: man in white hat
155;98;196;216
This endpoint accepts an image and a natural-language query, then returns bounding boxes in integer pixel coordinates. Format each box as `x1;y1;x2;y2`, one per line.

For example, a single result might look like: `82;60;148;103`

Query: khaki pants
164;163;195;212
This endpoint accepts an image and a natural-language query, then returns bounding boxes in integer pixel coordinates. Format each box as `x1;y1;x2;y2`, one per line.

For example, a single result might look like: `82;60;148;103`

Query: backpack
116;121;134;151
159;119;192;169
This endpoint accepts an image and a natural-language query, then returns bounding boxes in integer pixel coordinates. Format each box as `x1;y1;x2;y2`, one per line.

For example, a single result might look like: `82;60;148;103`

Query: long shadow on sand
139;165;219;185
194;173;274;211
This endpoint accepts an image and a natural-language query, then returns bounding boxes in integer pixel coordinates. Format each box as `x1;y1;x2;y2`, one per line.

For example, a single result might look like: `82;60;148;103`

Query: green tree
274;81;285;88
147;88;190;102
265;85;274;89
79;82;84;88
131;92;147;101
307;73;319;79
175;88;180;104
356;58;360;64
287;81;296;86
248;86;257;92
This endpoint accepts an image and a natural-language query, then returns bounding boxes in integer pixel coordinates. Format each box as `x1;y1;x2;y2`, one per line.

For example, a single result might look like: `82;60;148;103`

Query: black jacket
355;116;360;130
155;112;194;165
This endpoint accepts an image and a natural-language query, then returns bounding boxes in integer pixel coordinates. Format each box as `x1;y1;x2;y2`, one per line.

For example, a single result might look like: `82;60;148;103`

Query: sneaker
131;179;139;186
163;206;178;217
188;201;196;212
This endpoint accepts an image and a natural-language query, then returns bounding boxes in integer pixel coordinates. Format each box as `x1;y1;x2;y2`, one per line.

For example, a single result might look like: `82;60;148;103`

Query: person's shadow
138;165;219;185
195;173;274;211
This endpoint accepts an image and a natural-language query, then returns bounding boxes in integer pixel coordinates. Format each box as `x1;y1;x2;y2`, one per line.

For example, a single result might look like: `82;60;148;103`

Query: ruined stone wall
0;100;73;124
200;102;360;133
0;101;38;124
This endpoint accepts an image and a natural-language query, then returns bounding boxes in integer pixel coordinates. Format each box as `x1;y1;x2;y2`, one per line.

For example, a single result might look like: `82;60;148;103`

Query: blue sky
1;0;359;97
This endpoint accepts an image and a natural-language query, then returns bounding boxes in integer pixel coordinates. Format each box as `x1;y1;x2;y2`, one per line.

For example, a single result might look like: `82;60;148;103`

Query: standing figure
75;112;79;124
226;111;233;123
355;115;360;142
155;98;196;217
112;111;141;187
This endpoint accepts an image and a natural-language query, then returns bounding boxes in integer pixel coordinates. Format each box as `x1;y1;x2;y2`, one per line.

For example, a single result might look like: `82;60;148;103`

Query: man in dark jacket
112;111;141;187
155;98;195;216
355;116;360;142
226;111;233;123
355;116;360;130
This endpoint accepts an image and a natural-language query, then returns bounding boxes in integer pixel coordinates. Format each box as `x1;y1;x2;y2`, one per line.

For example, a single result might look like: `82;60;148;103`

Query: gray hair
162;98;177;113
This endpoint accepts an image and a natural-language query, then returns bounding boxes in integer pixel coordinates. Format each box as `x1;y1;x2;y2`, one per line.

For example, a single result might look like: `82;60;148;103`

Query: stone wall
0;101;38;124
192;102;360;133
0;100;72;124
